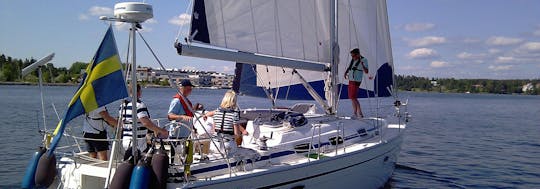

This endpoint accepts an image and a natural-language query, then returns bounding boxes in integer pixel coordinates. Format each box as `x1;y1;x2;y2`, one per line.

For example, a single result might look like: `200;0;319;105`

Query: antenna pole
130;23;139;164
38;66;47;131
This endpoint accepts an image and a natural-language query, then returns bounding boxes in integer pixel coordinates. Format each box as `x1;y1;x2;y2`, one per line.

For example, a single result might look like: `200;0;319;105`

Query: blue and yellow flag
48;25;128;154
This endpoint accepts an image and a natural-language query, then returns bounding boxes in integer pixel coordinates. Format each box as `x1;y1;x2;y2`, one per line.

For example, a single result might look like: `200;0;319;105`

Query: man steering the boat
168;79;195;122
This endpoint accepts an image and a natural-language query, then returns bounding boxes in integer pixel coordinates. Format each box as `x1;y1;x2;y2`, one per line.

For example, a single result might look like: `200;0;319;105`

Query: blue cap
179;79;194;87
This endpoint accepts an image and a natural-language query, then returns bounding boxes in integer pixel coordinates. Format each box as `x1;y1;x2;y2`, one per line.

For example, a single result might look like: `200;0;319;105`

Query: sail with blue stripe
189;0;394;100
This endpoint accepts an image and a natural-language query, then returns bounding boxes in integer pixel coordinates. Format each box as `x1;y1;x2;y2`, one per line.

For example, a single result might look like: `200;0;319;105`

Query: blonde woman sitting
205;90;247;146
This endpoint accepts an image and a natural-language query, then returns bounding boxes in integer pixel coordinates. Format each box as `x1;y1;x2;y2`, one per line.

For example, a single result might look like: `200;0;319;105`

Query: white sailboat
25;0;410;188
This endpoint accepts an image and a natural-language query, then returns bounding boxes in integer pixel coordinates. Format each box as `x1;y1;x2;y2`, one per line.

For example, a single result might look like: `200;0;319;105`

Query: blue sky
1;0;539;79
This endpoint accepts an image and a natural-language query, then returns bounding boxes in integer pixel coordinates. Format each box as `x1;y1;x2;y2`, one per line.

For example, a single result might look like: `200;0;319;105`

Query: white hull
53;114;406;189
180;129;403;189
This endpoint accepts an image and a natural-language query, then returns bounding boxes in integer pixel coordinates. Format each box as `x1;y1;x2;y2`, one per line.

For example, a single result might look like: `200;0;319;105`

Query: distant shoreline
0;82;230;89
0;81;76;86
1;82;535;95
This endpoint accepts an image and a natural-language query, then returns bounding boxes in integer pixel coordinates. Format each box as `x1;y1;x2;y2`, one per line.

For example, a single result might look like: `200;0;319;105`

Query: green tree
1;62;16;81
68;62;89;74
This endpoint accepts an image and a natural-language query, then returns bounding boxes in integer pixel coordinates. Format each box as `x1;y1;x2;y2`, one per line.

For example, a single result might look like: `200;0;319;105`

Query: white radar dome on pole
114;2;153;23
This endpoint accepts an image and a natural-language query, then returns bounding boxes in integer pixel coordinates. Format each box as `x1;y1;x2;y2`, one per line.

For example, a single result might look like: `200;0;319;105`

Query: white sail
188;0;394;98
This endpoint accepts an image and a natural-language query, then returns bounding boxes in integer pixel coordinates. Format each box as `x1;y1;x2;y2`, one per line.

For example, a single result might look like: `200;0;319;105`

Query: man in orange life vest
168;79;194;122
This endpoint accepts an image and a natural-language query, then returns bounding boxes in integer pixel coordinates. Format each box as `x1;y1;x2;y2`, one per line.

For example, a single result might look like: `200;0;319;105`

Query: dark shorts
348;80;361;99
84;131;109;153
216;130;235;135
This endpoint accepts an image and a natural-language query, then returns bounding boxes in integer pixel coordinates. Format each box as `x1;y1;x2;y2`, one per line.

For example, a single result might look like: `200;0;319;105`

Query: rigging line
249;0;260;52
175;0;194;42
124;28;132;82
382;0;397;99
285;69;293;100
313;1;321;62
297;0;306;60
126;29;232;166
275;0;284;58
336;0;355;114
250;65;275;106
270;0;283;102
375;1;382;118
348;0;373;116
219;0;228;47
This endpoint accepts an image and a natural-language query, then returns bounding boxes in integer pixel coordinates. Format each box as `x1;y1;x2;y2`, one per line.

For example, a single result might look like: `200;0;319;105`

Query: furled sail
189;0;394;99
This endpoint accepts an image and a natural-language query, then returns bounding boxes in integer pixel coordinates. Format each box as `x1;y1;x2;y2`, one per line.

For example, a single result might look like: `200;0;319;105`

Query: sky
1;0;539;79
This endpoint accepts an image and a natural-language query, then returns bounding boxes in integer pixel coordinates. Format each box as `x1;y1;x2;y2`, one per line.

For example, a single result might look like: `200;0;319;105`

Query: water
1;85;539;188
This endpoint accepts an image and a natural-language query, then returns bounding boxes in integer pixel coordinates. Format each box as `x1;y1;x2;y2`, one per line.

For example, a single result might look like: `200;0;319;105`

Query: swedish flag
49;25;128;153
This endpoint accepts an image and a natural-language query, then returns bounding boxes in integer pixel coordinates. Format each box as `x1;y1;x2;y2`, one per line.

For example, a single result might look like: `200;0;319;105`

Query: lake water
1;85;539;188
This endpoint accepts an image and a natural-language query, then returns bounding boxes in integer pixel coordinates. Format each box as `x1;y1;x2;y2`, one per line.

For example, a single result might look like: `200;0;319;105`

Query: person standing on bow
120;84;168;153
83;107;118;160
344;48;369;118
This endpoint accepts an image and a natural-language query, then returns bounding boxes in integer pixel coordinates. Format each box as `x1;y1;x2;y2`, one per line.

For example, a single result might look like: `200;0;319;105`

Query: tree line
396;75;540;95
1;53;538;95
0;53;88;83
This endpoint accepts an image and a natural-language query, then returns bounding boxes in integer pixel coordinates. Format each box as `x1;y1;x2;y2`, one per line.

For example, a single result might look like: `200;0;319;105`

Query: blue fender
21;147;46;189
129;159;152;189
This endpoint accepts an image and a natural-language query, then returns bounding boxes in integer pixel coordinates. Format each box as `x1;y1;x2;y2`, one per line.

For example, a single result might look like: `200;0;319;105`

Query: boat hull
179;130;403;189
53;119;405;189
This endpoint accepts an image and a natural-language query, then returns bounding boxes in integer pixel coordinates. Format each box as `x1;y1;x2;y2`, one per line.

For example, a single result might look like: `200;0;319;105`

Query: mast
100;3;153;187
327;0;339;115
129;23;139;164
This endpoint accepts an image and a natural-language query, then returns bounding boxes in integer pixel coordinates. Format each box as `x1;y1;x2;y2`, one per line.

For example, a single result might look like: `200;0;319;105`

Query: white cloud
88;6;113;16
495;56;517;63
169;13;191;26
114;23;130;31
399;65;419;71
408;48;439;59
456;52;486;59
78;14;89;21
406;36;447;47
113;18;157;32
533;29;540;36
488;65;512;71
430;61;449;68
79;6;112;22
404;23;435;32
182;66;198;71
515;42;540;53
148;19;158;24
488;49;501;54
463;38;481;43
486;36;523;46
222;66;234;73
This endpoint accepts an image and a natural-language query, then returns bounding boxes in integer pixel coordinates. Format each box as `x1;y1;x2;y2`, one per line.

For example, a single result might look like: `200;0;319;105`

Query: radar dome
114;2;153;23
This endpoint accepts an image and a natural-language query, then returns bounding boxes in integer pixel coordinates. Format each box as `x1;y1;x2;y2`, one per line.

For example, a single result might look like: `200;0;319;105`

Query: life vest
173;93;194;117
